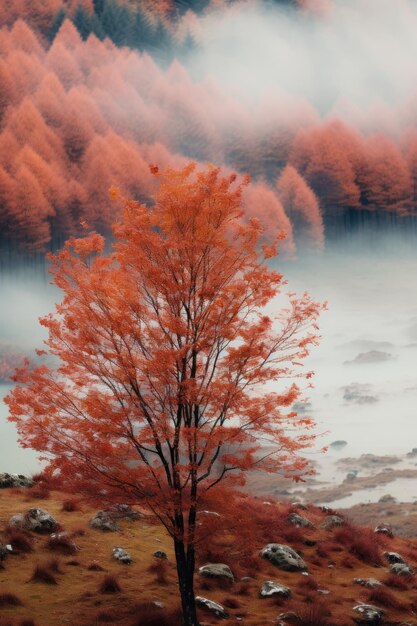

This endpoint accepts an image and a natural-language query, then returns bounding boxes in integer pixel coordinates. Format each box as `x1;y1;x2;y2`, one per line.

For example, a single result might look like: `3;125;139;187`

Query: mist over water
1;235;417;496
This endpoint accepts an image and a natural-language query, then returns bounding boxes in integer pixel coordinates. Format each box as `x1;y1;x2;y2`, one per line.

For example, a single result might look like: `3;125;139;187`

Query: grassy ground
1;488;417;625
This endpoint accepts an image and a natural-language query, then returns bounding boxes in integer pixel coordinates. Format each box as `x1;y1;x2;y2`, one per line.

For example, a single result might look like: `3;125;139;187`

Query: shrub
30;564;58;584
367;587;407;610
334;526;382;566
99;575;121;594
5;526;34;553
26;485;50;500
20;621;36;626
293;598;333;626
88;561;105;571
0;592;23;606
383;573;412;590
95;611;116;623
46;558;63;573
61;499;80;512
235;582;251;596
148;559;169;585
297;576;319;591
222;597;242;609
65;560;80;566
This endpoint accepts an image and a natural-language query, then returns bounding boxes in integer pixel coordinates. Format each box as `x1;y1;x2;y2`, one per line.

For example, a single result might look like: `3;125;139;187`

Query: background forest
1;0;417;258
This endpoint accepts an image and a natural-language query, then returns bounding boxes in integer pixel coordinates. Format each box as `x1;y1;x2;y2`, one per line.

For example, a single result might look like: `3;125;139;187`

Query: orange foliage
6;163;324;624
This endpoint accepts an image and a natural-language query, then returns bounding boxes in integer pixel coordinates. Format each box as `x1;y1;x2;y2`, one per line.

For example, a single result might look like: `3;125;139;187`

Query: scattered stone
260;544;307;572
112;547;132;564
260;581;292;598
200;510;221;517
317;588;331;595
153;550;167;559
0;543;12;561
354;578;383;588
407;447;417;458
352;604;384;624
379;494;397;504
48;532;79;553
374;524;393;538
329;440;348;450
287;513;314;528
277;612;300;624
107;504;140;520
195;596;229;619
0;472;34;489
90;511;119;532
199;563;234;582
384;551;406;564
346;350;393;365
152;601;164;609
390;563;414;576
9;508;59;533
291;502;307;510
320;515;344;529
345;470;358;481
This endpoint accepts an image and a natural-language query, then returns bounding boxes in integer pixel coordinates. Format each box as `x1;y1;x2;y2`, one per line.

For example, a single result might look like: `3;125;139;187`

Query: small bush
61;499;80;512
5;526;34;553
340;554;356;569
334;525;382;566
65;560;80;566
30;564;58;585
46;558;63;574
99;575;121;594
297;576;319;591
0;592;23;606
367;587;407;610
88;561;105;571
383;573;412;590
222;597;242;609
148;559;169;584
235;582;251;596
293;598;332;626
26;485;50;500
20;620;37;626
95;610;116;623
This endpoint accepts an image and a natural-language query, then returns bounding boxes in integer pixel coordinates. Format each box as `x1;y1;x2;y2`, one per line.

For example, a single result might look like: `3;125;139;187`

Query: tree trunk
174;538;200;626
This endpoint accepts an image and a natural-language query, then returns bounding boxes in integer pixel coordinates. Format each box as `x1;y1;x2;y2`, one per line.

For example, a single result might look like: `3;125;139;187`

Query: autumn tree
6;164;323;625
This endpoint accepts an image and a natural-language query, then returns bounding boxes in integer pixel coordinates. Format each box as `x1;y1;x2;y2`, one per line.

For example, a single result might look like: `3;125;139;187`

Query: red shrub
26;484;50;500
0;592;23;606
5;526;34;553
20;620;37;626
334;526;382;566
148;559;169;585
367;587;407;610
383;573;412;590
292;598;333;626
99;575;121;594
297;576;319;591
222;597;242;609
130;602;182;626
61;499;80;512
30;564;57;584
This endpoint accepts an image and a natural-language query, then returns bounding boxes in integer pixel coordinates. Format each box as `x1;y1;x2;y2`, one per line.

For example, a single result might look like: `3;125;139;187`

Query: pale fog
187;0;417;121
1;239;417;508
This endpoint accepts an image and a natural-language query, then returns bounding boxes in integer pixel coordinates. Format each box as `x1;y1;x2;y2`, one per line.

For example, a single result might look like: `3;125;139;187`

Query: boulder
0;543;12;561
9;508;59;533
195;596;229;619
112;547;133;564
90;511;119;532
352;604;384;624
390;563;414;576
0;473;34;489
287;513;314;528
260;544;307;572
379;494;396;504
199;563;234;582
107;504;140;520
291;502;307;510
384;551;405;564
320;515;344;529
260;580;292;599
353;578;383;588
374;524;393;538
153;550;167;559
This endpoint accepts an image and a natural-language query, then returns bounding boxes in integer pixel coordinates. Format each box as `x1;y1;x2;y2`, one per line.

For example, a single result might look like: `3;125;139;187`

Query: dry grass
61;499;80;512
5;526;34;553
99;574;122;594
30;564;58;585
0;592;23;607
367;586;407;610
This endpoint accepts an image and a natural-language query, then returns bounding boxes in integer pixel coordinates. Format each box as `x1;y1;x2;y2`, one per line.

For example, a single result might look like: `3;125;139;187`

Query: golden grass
0;489;417;625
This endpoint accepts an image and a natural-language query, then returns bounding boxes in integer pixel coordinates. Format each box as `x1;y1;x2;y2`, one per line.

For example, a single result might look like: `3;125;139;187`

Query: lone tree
6;164;324;626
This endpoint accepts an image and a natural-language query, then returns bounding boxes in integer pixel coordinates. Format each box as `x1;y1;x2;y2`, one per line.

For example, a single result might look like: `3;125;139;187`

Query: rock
379;494;396;504
317;588;331;595
407;447;417;457
347;350;393;365
342;383;379;404
374;524;393;538
90;511;119;532
0;472;34;489
352;604;384;624
287;513;314;528
320;515;344;529
9;508;59;533
195;596;229;618
384;551;406;564
345;470;358;481
107;504;140;520
260;580;292;598
390;563;414;576
200;510;221;518
0;543;12;561
48;532;78;553
199;563;234;582
277;612;300;624
153;550;167;559
112;547;132;564
329;440;348;450
353;578;383;588
260;544;307;572
291;502;307;510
